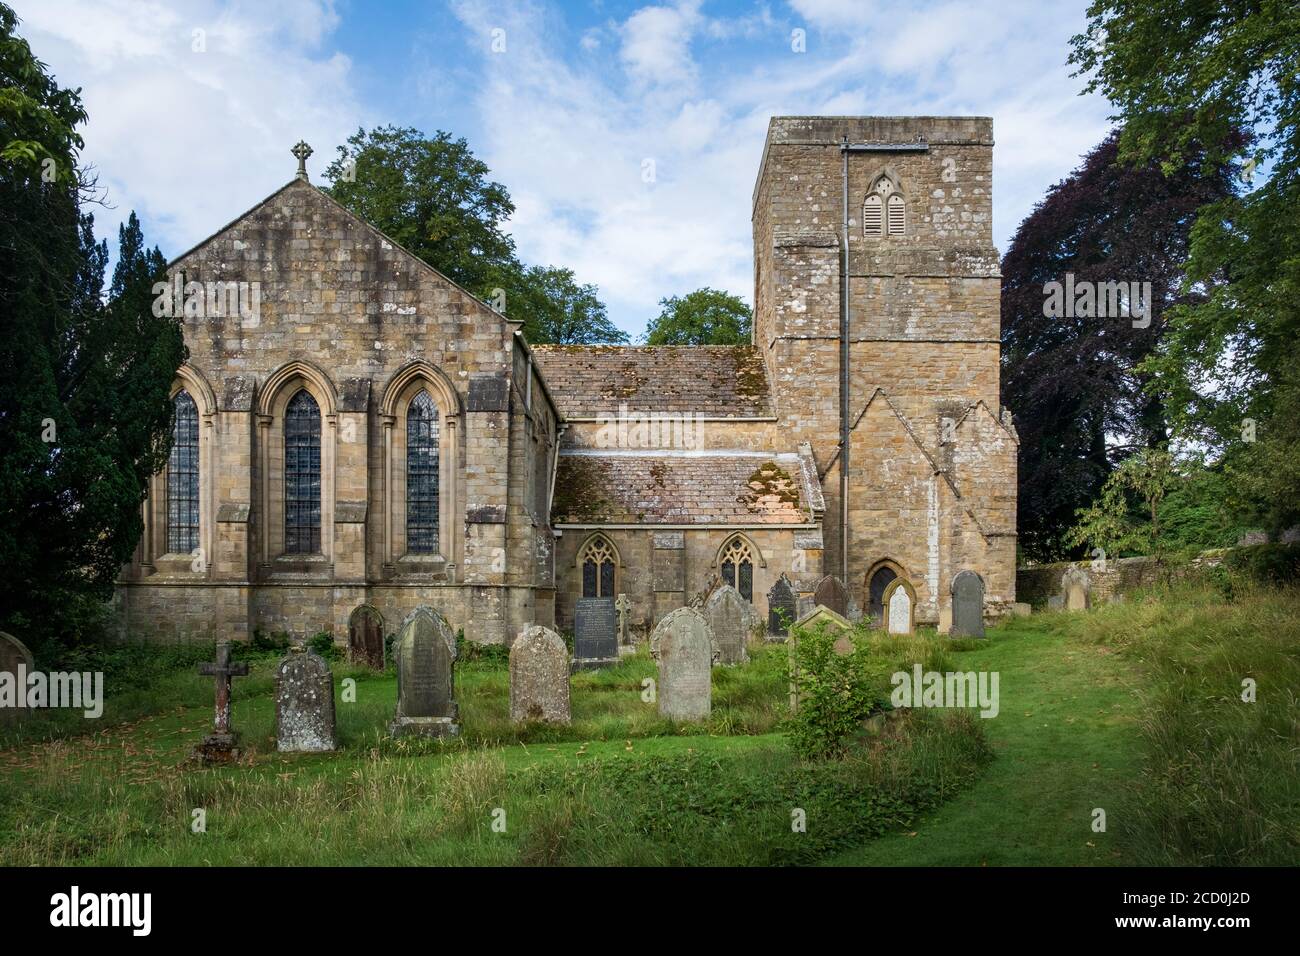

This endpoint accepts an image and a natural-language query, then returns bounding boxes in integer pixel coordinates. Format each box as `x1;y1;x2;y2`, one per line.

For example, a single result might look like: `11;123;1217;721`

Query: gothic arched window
284;389;321;554
580;535;617;598
864;193;883;236
720;536;755;602
167;389;199;554
865;176;905;237
887;192;906;235
406;389;440;554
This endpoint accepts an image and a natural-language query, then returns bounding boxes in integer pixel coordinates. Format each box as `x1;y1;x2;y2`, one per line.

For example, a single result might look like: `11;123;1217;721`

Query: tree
642;287;752;345
0;4;184;641
323;125;517;296
1001;130;1237;560
1070;0;1300;532
1066;447;1178;559
501;264;627;345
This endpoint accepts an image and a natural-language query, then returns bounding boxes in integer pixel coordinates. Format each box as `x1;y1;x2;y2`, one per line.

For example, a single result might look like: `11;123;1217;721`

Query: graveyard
2;573;1296;867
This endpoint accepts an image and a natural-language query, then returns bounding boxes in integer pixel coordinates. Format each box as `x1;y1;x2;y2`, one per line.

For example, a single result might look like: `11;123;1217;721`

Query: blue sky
13;0;1114;338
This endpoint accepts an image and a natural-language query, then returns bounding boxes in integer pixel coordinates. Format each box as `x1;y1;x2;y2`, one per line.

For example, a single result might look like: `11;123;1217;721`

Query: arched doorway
864;560;905;626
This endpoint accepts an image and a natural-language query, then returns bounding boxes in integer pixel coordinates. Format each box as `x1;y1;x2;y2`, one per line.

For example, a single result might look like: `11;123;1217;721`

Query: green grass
3;582;1297;866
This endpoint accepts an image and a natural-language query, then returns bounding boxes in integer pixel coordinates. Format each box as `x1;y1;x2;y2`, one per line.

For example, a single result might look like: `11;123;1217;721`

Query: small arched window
167;389;199;554
720;536;755;602
580;535;617;598
887;193;906;235
284;389;321;554
864;194;883;236
406;389;440;554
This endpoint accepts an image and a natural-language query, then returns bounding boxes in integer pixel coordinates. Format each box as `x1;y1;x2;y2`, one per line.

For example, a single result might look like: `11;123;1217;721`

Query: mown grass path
828;615;1142;866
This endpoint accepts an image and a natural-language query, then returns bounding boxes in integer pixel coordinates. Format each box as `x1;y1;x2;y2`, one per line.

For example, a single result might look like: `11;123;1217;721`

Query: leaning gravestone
1061;566;1090;611
651;607;717;721
704;585;750;665
573;596;619;670
389;605;459;738
275;646;337;752
767;575;796;637
0;631;34;725
884;580;915;635
951;570;986;637
813;575;849;618
510;625;570;724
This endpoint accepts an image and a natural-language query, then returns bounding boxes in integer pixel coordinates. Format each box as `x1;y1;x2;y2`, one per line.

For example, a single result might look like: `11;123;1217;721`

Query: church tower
752;117;1017;627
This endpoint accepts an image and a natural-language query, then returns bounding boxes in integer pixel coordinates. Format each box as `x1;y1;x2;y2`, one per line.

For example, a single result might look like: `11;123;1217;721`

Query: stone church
115;116;1018;647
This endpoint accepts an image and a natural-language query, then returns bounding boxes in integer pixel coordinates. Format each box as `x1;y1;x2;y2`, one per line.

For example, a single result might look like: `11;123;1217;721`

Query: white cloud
10;0;364;261
619;0;702;90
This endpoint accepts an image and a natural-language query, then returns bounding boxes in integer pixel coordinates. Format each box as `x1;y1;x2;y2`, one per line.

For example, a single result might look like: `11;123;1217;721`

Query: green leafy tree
1066;447;1179;559
323;125;517;295
499;263;627;345
788;623;878;760
643;287;752;345
0;4;184;641
1071;0;1300;532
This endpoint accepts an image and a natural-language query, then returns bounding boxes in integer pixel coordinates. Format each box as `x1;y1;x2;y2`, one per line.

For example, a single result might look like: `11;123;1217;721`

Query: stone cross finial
291;140;313;181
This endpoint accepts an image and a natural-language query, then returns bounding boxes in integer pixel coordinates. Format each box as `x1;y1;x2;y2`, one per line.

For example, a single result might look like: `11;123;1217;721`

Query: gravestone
951;570;986;637
767;575;796;637
348;604;384;669
573;597;619;670
787;605;854;713
510;625;571;724
651;607;717;720
192;641;250;763
615;593;631;645
704;585;750;665
884;580;915;635
389;605;459;738
1061;566;1090;611
275;647;337;752
0;631;34;725
813;575;849;617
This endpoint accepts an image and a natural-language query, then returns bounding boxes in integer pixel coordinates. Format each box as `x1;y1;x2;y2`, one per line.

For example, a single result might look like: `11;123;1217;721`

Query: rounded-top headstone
509;625;571;724
275;647;337;752
390;605;459;736
951;570;986;637
651;607;717;721
0;631;35;724
703;584;750;665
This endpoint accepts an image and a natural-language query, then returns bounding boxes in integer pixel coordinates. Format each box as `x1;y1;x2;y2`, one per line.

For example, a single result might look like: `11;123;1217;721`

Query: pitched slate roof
530;345;773;419
551;451;817;525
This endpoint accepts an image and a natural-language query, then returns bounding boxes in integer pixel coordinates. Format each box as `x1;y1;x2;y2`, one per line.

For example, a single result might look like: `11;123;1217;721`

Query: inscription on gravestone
276;647;337;752
573;597;618;670
509;625;571;724
885;581;914;635
704;585;749;665
389;605;459;737
651;608;717;721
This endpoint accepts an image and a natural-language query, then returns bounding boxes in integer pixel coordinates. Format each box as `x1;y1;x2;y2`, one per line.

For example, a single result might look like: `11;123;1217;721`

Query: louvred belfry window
284;389;322;554
887;193;906;235
864;194;883;236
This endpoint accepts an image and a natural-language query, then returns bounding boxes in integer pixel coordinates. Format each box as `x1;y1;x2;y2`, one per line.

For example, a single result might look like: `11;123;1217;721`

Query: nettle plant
787;623;880;761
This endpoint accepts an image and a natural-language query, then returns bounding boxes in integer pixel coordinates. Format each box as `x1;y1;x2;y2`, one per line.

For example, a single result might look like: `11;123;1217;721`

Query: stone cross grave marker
767;575;796;638
651;607;717;721
276;647;337;752
704;584;750;665
573;596;619;670
615;593;631;645
0;631;34;725
951;571;986;637
193;641;250;763
813;575;848;618
509;625;571;724
884;580;914;635
389;605;459;738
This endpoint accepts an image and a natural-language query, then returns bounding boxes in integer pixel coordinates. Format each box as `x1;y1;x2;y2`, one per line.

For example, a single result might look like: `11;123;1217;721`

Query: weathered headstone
787;605;854;713
767;575;796;637
615;593;631;645
884;580;915;635
813;575;849;617
0;631;34;725
951;570;986;637
1062;566;1090;612
573;596;619;670
510;625;571;724
651;607;717;720
192;641;250;763
276;647;337;752
704;585;750;665
389;605;459;738
348;604;384;669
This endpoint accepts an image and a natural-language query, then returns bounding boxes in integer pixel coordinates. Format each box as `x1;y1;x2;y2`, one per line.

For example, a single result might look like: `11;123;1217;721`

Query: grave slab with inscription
510;625;571;724
276;647;337;752
704;585;750;665
573;597;619;670
389;605;459;738
767;575;797;639
651;607;717;721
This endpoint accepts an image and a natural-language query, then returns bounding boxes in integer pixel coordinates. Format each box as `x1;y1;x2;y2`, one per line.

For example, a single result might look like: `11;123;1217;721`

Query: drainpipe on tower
839;136;851;581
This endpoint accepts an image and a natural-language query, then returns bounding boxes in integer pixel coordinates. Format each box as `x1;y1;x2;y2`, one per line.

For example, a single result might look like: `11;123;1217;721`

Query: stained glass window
167;390;199;554
284;389;321;554
406;390;440;553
